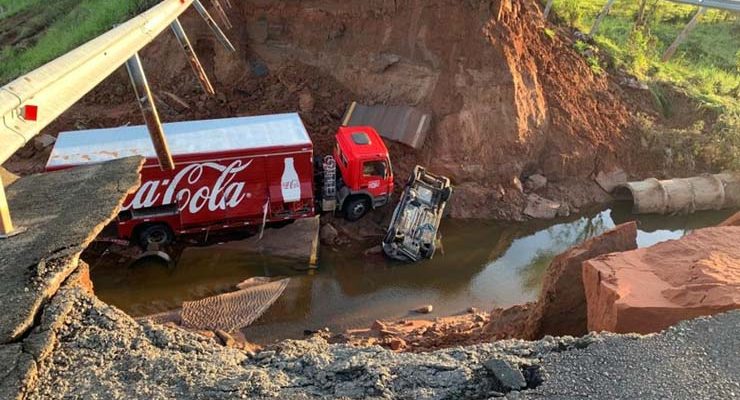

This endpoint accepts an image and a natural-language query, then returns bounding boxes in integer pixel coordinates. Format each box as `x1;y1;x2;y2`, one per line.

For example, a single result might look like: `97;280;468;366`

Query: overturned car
382;166;452;262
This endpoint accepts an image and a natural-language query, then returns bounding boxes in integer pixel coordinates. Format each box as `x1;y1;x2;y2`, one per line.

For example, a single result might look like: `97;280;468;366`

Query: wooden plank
661;7;707;62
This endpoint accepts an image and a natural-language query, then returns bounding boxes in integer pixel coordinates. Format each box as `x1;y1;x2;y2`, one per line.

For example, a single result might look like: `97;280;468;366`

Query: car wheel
344;197;371;221
137;224;174;249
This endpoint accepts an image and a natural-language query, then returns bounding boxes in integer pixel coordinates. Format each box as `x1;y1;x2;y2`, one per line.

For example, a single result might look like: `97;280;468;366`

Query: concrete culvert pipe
613;173;740;215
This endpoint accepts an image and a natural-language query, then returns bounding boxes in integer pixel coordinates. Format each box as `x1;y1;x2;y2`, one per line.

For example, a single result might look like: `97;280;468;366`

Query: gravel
24;284;740;400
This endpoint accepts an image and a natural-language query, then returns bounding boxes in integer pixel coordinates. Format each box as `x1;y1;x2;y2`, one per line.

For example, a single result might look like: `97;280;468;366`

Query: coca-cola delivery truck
46;113;394;247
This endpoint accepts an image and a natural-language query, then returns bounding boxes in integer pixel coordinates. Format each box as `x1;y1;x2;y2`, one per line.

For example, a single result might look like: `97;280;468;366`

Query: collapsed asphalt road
23;284;740;399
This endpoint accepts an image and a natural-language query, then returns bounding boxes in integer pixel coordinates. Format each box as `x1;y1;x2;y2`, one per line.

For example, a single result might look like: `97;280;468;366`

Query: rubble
414;305;434;314
583;226;740;333
524;174;547;192
523;194;561;220
595;167;628;193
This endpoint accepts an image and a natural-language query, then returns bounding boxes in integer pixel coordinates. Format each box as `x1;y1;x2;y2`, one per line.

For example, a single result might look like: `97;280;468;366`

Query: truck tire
136;224;174;249
344;197;371;221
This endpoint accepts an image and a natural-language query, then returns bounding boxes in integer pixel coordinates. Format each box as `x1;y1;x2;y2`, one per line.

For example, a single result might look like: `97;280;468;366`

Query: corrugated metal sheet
47;113;312;168
343;103;432;150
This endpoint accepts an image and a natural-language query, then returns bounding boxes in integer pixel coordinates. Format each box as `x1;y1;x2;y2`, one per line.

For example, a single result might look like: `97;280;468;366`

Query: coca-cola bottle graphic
281;157;301;203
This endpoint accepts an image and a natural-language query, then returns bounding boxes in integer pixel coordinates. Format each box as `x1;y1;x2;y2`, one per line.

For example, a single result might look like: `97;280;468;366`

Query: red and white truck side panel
46;113;316;240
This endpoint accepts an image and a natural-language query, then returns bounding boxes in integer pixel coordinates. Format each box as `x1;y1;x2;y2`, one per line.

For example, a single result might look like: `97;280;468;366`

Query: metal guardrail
668;0;740;12
0;0;195;165
0;0;234;236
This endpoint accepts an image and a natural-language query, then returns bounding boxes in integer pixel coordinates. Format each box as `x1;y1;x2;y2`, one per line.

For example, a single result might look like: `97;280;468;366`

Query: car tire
344;197;371;221
440;187;452;203
137;224;174;249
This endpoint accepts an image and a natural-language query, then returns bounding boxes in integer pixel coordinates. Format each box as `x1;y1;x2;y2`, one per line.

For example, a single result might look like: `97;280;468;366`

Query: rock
214;329;236;347
414;305;434;314
236;276;272;290
389;338;406;351
298;89;315;113
371;320;387;331
583;226;740;334
523;194;561;220
484;303;534;340
467;307;479;314
719;212;740;227
363;245;382;256
32;134;56;151
530;222;638;338
556;203;570;218
483;359;526;391
511;177;524;193
524;174;547;192
595;168;628;193
320;223;339;245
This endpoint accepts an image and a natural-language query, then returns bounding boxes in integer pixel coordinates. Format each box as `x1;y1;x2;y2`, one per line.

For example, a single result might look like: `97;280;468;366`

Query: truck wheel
344;197;371;221
136;224;174;249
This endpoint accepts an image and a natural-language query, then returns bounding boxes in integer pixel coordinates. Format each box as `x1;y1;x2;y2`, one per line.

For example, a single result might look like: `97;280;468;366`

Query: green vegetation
0;0;157;85
549;0;739;171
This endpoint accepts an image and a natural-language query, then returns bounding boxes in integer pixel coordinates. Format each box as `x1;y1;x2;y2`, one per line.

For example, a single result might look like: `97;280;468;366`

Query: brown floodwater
89;204;736;344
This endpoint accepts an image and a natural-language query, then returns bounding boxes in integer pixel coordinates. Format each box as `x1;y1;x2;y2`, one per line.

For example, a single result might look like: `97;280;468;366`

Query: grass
0;0;157;85
548;0;740;171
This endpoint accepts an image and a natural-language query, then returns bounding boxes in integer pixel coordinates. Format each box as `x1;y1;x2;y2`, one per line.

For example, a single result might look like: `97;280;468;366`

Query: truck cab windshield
363;160;388;178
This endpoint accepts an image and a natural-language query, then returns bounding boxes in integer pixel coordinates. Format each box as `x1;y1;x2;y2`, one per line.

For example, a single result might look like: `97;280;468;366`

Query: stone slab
583;226;740;334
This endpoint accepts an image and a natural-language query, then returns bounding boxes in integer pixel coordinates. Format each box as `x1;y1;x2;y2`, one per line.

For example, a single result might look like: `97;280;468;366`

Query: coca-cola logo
123;160;252;214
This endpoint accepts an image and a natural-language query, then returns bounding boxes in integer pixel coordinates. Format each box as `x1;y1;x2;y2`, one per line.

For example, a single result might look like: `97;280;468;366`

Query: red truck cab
332;126;394;220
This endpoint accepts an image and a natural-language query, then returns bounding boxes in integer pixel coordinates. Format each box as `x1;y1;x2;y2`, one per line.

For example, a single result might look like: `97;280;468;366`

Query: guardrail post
0;178;14;237
543;0;554;19
125;53;175;171
662;7;707;62
170;18;215;95
589;0;617;37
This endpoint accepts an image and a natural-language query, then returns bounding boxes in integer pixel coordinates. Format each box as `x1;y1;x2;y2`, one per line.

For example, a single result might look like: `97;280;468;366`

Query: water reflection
89;203;736;343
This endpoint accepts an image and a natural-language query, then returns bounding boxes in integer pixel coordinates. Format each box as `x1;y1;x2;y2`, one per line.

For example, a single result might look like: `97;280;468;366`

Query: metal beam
667;0;740;12
0;0;195;165
170;18;215;96
193;0;236;52
125;54;175;171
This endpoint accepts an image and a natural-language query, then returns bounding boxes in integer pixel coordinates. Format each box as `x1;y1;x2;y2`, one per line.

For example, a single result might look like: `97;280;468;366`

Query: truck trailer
46;113;394;248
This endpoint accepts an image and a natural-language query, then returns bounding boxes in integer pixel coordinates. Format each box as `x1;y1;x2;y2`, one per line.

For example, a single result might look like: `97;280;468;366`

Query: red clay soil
4;0;654;220
718;211;740;227
583;226;740;334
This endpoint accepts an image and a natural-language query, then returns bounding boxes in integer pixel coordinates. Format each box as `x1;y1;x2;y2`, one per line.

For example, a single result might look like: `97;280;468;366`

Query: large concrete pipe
613;173;740;215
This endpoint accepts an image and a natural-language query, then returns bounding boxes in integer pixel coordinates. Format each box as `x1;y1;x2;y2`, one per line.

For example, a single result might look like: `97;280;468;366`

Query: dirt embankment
5;0;669;221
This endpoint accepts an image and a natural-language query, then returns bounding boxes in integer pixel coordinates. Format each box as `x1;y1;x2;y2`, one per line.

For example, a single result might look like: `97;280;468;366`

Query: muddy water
90;204;735;344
